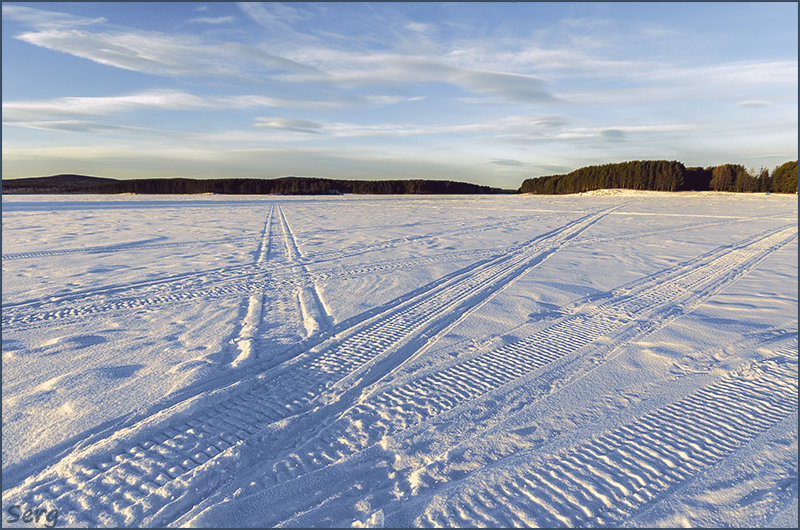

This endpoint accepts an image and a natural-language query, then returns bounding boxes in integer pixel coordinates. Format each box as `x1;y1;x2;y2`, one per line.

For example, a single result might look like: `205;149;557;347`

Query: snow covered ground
2;191;797;528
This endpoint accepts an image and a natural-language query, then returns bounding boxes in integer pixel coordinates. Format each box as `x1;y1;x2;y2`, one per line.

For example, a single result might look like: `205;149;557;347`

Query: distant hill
2;175;513;195
2;174;119;194
518;160;798;194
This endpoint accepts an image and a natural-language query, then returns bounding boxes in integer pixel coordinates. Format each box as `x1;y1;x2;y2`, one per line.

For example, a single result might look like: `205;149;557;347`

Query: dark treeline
519;160;798;194
2;175;511;195
5;162;797;195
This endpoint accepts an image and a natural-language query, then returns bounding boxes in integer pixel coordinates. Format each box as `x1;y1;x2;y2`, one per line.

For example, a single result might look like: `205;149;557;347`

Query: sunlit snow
2;191;797;527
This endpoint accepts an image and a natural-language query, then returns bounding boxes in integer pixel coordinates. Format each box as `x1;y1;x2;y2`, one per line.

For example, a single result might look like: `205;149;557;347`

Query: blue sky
2;2;797;188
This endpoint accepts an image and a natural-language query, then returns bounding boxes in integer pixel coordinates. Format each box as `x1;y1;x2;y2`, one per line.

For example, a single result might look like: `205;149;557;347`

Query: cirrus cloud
252;117;323;134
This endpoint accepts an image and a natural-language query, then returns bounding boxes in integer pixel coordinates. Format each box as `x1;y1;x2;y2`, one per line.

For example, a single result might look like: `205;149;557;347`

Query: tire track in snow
1;207;614;527
359;324;797;528
244;224;796;491
1;236;261;261
299;214;560;263
566;213;771;249
414;357;797;527
1;212;547;327
4;206;772;333
1;247;504;331
2;209;755;330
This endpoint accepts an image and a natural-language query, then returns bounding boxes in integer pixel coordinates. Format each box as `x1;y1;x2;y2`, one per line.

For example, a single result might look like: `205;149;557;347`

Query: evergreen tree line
112;177;510;195
519;160;798;194
5;161;797;195
2;176;510;195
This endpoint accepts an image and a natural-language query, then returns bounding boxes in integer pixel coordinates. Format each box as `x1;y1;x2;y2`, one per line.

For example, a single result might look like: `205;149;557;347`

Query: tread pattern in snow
416;358;798;527
2;207;614;526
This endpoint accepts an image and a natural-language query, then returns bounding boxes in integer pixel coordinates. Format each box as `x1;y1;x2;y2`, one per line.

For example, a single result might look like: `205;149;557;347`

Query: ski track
1;211;758;331
275;205;333;336
1;206;618;527
231;205;275;367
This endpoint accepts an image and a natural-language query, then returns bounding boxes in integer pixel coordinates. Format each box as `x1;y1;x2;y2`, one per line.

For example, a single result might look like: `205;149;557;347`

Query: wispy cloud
1;4;106;29
646;60;797;86
3;3;795;183
237;2;312;32
3;120;144;133
491;158;524;166
252;117;323;134
3;90;210;122
737;100;771;108
8;5;557;105
246;114;569;139
186;16;235;25
363;95;426;106
2;90;345;126
13;25;318;80
276;50;558;104
2;88;431;133
444;67;554;103
552;123;699;140
405;22;436;34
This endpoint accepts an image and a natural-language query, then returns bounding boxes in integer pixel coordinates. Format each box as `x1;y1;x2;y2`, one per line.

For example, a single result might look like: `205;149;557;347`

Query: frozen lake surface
2;191;797;527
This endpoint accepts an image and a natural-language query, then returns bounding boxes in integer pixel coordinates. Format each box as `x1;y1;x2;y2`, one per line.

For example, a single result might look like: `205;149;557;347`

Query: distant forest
519;160;798;194
3;160;797;195
2;175;511;195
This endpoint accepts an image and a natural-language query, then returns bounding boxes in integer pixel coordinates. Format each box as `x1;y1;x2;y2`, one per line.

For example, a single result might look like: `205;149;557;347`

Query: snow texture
2;191;797;528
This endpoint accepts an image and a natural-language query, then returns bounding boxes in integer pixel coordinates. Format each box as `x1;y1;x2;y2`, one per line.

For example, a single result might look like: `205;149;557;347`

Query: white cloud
186;16;235;25
441;43;638;78
1;5;106;29
737;100;771;108
247;114;569;139
2;90;346;127
491;158;524;166
217;94;340;110
363;95;425;106
449;69;554;103
2;88;432;131
405;22;434;33
549;123;699;140
275;50;557;103
3;90;210;122
645;60;797;86
237;2;312;31
252;117;323;133
3;120;143;133
13;28;317;80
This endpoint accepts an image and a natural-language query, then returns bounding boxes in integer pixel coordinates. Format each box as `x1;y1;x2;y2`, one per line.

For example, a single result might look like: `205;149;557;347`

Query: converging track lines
2;207;615;527
243;225;796;491
3;197;796;529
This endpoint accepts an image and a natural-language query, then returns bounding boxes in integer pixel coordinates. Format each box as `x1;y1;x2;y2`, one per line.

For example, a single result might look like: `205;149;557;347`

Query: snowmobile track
2;206;615;527
2;212;550;328
241;224;797;488
415;358;797;527
1;210;758;330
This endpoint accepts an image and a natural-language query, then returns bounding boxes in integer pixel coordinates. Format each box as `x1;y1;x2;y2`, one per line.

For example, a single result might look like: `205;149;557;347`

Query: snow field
2;192;797;527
